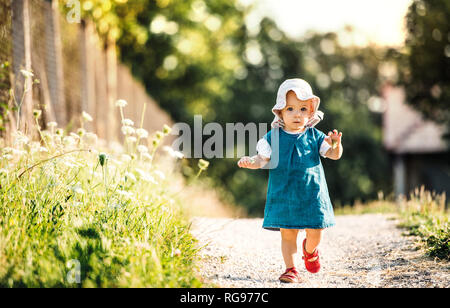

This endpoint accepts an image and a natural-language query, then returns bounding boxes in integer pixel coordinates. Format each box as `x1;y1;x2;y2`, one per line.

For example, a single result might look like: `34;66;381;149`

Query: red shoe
279;267;302;283
302;239;320;273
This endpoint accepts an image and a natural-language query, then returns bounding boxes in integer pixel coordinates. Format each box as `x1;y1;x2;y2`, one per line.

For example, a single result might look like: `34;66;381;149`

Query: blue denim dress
261;127;336;231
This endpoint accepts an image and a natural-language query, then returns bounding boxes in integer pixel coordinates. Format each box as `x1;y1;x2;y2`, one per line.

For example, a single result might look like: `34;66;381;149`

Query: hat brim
272;90;321;115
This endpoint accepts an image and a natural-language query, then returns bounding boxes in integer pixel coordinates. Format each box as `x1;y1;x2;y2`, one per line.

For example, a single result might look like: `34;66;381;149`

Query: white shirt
256;128;331;159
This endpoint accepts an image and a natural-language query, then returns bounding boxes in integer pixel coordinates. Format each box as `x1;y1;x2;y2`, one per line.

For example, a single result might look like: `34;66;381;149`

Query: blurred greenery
77;0;448;215
399;0;450;143
78;0;394;215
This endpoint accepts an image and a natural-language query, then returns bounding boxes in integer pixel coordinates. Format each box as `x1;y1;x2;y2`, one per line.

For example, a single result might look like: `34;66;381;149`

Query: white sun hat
271;78;324;128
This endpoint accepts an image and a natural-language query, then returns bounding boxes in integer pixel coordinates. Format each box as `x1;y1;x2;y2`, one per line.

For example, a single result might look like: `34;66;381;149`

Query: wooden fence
0;0;173;146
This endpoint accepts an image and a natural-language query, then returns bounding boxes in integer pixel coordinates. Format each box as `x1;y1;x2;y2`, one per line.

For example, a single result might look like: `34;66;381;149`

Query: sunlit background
240;0;412;46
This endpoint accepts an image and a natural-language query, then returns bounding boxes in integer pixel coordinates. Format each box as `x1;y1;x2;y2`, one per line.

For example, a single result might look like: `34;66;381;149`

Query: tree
400;0;450;143
77;0;247;125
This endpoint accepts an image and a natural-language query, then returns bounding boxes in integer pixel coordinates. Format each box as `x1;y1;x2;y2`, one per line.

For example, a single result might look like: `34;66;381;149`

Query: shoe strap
284;267;299;275
303;240;319;258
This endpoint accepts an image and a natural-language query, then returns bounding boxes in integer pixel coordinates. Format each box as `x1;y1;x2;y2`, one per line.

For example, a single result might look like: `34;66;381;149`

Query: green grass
335;188;449;260
0;104;207;287
396;187;449;260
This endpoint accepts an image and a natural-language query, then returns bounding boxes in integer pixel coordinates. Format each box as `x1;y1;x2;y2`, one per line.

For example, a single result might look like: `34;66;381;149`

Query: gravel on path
191;214;450;288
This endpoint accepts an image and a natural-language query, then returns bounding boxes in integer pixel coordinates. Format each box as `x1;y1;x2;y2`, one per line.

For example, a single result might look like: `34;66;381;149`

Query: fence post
80;19;96;132
106;39;118;143
11;0;33;134
94;38;108;140
44;0;66;127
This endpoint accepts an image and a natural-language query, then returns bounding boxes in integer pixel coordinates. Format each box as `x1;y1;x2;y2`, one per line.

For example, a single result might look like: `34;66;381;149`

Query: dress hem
262;222;335;231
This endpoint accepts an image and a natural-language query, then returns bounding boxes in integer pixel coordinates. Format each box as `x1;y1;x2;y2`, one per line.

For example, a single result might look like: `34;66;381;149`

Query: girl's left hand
325;129;342;149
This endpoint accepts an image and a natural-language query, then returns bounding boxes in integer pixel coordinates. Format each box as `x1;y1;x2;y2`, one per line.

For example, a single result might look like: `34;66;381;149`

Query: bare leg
304;229;323;258
280;228;300;268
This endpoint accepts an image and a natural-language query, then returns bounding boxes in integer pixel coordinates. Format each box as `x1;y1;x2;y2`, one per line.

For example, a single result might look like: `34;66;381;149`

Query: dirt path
191;214;449;288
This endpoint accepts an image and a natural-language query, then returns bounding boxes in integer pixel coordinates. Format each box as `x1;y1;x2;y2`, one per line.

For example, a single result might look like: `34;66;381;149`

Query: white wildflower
136;128;149;139
153;170;166;180
33;109;41;118
115;99;128;107
28;142;40;154
144;175;158;184
172;248;181;257
72;183;84;194
173;150;184;159
70;132;81;140
135;242;151;250
109;158;123;166
108;202;122;209
82;111;93;122
72;217;83;228
89;170;102;178
141;153;152;161
39;147;49;152
47;121;57;128
12;131;29;146
162;145;184;159
121;125;135;136
126;136;137;144
120;154;132;163
40;130;52;142
117;190;133;198
155;131;164;140
64;161;77;168
63;136;76;146
122;118;134;126
124;172;136;182
12;148;26;156
20;69;34;78
76;128;86;137
89;148;99;155
74;187;84;194
137;145;148;153
163;124;172;135
2;147;13;155
2;154;13;160
135;168;158;184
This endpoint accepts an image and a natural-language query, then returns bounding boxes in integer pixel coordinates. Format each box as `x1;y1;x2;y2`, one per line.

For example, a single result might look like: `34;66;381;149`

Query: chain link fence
1;0;173;146
0;0;12;139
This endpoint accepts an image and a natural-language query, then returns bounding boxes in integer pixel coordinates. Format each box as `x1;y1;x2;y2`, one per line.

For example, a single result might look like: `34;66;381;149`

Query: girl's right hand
237;156;255;168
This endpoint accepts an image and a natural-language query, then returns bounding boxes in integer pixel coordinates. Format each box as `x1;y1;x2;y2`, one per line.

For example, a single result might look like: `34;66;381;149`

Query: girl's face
278;90;315;132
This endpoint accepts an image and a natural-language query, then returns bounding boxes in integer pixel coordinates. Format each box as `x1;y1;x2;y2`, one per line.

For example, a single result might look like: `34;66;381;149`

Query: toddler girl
237;78;343;283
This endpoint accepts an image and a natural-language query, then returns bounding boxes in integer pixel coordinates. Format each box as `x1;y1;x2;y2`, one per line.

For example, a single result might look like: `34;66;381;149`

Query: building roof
381;84;448;154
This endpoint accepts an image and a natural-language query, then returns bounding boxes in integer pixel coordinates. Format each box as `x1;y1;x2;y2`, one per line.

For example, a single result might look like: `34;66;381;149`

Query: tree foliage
400;0;450;142
77;0;247;124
